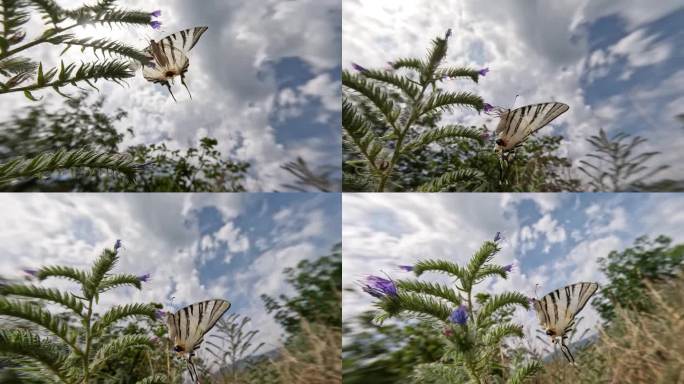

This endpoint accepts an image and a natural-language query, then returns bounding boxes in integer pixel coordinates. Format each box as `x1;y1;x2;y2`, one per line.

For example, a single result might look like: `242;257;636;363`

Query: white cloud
0;0;341;191
0;193;337;355
342;0;684;185
342;193;681;353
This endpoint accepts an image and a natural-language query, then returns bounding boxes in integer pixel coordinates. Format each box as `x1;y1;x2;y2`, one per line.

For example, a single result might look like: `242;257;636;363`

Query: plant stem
83;297;93;384
377;82;430;192
0;24;79;60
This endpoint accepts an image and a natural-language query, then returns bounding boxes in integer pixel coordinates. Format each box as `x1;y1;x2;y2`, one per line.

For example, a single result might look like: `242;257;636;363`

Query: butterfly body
493;102;570;152
531;282;598;364
166;298;230;383
143;26;208;101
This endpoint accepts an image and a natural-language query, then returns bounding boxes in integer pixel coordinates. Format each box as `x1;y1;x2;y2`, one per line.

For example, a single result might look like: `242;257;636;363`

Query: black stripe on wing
162;26;209;54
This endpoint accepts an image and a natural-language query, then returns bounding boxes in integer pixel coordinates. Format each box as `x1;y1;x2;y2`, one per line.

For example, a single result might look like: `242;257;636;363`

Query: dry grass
271;321;342;384
533;276;684;384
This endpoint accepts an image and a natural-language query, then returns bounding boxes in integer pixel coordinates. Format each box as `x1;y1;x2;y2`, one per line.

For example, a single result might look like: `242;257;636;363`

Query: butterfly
489;102;569;152
142;26;208;101
531;282;598;364
166;298;231;383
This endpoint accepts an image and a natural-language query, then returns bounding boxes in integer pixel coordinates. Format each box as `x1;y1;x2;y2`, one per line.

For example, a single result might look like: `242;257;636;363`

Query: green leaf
37;62;45;85
404;125;482;153
0;149;141;185
342;98;385;172
476;292;530;325
397;279;462;307
23;90;41;101
0;298;81;353
0;329;70;383
0;284;84;316
36;265;87;285
90;303;158;336
343;70;399;125
0;36;8;54
89;334;153;372
135;374;169;384
507;360;543;384
417;169;484;192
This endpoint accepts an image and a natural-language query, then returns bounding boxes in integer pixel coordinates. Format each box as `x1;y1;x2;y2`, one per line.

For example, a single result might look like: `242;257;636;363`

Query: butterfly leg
164;82;178;102
560;338;575;364
180;74;193;100
187;354;201;384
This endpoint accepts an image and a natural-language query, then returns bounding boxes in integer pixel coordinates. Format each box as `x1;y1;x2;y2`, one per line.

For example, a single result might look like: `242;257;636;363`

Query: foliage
0;0;154;100
268;321;341;384
592;235;684;323
0;241;167;383
262;243;342;336
579;128;670;191
362;239;542;383
342;30;486;192
342;311;445;384
0;148;140;185
0;92;250;191
0;0;158;185
394;129;581;192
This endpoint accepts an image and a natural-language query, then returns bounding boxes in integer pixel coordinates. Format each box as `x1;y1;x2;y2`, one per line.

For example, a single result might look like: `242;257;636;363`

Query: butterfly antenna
181;75;193;99
511;94;519;109
165;83;177;102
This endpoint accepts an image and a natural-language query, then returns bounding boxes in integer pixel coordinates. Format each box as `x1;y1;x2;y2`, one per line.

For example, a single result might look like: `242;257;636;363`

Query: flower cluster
150;10;162;30
351;62;369;74
361;275;397;298
448;305;468;325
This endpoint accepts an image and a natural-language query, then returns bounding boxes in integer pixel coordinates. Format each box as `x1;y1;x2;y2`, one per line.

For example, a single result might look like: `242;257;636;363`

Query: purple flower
150;20;162;30
138;273;151;283
114;239;122;251
150;10;161;18
483;103;494;113
443;327;454;337
150;335;160;344
448;305;468;325
478;67;490;77
361;275;397;298
480;131;490;141
398;265;414;272
503;264;514;273
351;62;369;73
155;309;166;319
493;232;502;243
445;28;452;39
22;269;38;277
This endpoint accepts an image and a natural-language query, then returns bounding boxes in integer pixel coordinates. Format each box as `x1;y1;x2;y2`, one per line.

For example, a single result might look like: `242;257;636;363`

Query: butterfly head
172;343;194;360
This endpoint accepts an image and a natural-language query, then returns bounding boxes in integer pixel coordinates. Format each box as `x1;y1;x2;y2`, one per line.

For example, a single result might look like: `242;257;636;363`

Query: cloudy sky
342;193;684;352
0;0;341;191
0;193;341;355
343;0;684;182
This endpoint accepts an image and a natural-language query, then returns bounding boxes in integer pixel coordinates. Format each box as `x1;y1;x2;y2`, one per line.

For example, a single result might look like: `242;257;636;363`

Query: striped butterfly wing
496;102;569;151
167;299;231;354
534;282;598;337
142;46;189;82
142;26;207;95
156;26;209;55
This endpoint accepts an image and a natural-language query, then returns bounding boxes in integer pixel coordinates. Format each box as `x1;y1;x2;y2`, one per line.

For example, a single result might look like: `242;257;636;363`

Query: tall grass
272;321;342;384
